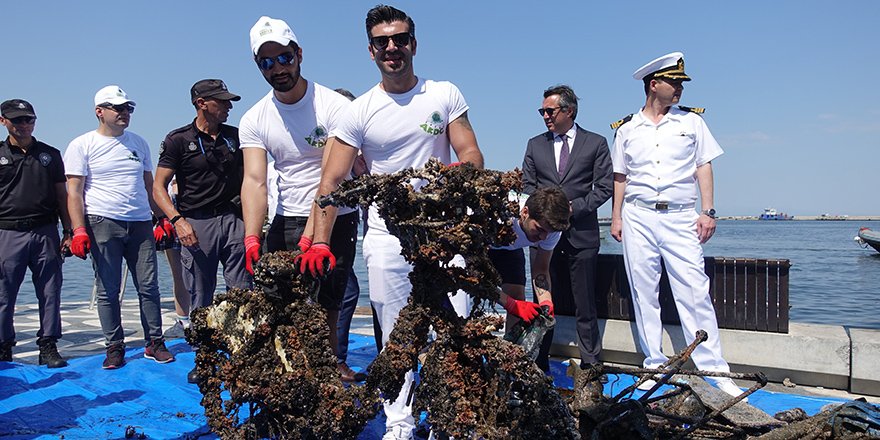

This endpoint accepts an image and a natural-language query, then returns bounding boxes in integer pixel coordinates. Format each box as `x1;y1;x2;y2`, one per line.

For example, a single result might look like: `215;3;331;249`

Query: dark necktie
558;133;570;177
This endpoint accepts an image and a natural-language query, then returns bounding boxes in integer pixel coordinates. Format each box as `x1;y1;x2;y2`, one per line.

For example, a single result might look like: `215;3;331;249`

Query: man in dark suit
522;84;613;371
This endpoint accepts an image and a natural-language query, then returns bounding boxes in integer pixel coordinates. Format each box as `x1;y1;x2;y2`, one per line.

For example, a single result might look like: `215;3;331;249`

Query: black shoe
187;366;200;384
103;342;126;369
0;340;14;362
37;337;67;368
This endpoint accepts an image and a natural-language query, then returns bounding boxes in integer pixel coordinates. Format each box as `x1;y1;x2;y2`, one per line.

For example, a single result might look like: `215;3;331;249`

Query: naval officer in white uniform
609;52;743;398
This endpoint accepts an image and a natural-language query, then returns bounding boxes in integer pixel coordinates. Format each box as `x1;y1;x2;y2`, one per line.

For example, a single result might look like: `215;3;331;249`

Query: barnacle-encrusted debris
188;251;381;439
320;159;579;439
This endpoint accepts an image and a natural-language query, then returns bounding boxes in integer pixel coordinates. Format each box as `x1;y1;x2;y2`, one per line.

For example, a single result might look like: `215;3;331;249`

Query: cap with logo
191;79;241;103
1;99;36;119
94;85;136;107
249;16;299;55
633;52;691;82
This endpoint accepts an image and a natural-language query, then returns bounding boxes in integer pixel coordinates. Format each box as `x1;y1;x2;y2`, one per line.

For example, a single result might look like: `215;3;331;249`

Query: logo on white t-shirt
126;150;142;163
305;125;328;148
419;111;445;136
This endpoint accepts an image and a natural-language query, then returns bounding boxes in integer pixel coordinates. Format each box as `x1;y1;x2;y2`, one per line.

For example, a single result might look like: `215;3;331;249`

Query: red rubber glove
244;235;261;275
539;300;555;317
297;235;312;253
153;217;175;243
296;243;336;276
70;227;90;260
448;161;463;167
504;296;541;323
159;217;175;238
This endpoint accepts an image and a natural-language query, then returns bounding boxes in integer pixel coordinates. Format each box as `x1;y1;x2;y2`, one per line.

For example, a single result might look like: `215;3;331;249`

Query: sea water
15;220;880;329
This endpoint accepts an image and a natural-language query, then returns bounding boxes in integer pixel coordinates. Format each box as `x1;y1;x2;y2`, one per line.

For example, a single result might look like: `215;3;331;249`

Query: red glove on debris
297;235;312;253
244;235;261;275
504;296;541;323
448;161;464;167
296;243;336;276
70;227;90;259
539;300;555;317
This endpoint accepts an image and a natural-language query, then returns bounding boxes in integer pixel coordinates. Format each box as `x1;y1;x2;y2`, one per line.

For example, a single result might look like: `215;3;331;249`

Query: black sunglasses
538;107;564;117
257;53;296;71
369;32;413;51
100;103;135;114
8;116;37;124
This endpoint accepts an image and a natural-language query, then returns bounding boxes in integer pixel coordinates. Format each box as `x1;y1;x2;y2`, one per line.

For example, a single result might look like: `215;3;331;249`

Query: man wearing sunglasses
153;79;251;383
308;5;484;440
0;99;71;368
238;16;361;383
64;85;173;369
521;85;613;375
609;53;743;399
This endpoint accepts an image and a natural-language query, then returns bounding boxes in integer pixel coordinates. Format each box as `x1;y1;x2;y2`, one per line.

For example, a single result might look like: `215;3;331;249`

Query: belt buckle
655;202;669;211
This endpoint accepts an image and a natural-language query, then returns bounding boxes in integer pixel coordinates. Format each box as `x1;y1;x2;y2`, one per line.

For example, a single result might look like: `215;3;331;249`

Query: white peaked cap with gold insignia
633;52;691;81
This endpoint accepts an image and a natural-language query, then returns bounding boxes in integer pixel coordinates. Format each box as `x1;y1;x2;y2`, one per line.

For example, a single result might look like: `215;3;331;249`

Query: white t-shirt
334;78;469;233
239;80;354;217
63;130;153;221
492;191;561;251
611;108;723;204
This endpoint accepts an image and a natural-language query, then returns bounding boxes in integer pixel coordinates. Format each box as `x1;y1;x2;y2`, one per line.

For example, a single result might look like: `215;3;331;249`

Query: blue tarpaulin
0;335;849;439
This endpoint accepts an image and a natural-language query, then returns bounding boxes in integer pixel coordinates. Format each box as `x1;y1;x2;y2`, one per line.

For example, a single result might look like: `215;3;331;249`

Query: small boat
856;227;880;253
759;208;793;220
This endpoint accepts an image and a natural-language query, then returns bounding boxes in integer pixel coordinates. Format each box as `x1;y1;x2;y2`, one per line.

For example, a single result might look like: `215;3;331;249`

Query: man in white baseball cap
609;53;745;400
64;85;173;369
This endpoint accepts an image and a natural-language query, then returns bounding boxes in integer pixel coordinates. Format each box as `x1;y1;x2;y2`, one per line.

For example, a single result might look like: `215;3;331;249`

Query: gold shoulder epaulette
677;105;705;114
610;114;633;130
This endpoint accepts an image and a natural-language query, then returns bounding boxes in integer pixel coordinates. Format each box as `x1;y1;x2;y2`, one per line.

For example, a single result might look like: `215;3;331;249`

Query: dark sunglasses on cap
7;116;37;124
369;32;413;51
538;107;564;117
100;103;135;114
257;53;296;71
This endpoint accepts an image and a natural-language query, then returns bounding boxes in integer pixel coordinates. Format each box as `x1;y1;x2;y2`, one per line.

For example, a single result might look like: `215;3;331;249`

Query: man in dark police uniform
153;79;252;383
0;99;70;368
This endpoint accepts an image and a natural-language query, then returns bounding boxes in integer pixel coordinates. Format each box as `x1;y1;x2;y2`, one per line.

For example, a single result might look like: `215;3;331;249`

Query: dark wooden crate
552;254;791;333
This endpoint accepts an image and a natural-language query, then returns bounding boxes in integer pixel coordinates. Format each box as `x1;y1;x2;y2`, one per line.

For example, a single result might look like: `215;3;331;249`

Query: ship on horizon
759;207;793;220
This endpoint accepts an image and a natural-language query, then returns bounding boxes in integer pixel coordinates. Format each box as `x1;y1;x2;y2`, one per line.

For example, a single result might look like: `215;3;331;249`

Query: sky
3;1;879;217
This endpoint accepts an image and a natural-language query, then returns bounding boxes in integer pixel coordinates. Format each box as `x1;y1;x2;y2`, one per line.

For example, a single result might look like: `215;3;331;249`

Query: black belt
0;214;57;231
181;202;235;219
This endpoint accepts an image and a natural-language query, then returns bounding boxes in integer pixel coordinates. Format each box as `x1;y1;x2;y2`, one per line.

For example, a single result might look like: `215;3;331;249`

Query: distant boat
759;208;793;220
856;227;880;253
818;213;849;221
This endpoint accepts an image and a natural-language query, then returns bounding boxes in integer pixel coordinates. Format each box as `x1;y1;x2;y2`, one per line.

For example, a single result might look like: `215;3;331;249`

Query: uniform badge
159;141;165;154
0;157;9;165
39;152;52;167
305;125;328;148
188;142;198;152
419;111;445;136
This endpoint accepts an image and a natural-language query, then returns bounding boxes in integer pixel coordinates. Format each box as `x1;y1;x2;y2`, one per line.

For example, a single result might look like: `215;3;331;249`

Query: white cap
632;52;691;81
94;85;136;106
249;16;299;55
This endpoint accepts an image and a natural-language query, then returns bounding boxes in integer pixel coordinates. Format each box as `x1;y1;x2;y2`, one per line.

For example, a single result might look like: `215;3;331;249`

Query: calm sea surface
16;220;880;329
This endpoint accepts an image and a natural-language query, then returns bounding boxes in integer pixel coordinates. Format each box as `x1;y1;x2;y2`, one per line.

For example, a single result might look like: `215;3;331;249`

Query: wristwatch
701;208;716;219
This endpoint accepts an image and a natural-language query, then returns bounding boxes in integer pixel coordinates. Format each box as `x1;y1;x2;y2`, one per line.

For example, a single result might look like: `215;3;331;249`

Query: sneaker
338;362;367;382
710;377;748;402
382;426;414;440
37;337;68;368
144;338;175;363
163;320;186;339
103;343;126;369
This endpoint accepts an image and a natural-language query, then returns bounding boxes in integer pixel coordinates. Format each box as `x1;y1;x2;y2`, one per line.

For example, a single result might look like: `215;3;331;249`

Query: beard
269;70;300;93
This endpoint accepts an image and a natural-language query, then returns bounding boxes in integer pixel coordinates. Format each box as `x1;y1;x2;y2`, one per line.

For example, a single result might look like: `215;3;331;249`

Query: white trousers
621;204;730;373
363;229;470;432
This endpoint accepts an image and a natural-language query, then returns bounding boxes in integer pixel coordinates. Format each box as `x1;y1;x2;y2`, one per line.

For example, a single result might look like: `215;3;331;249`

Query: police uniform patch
188;142;198;152
159;141;165;154
39;152;51;167
0;157;9;165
